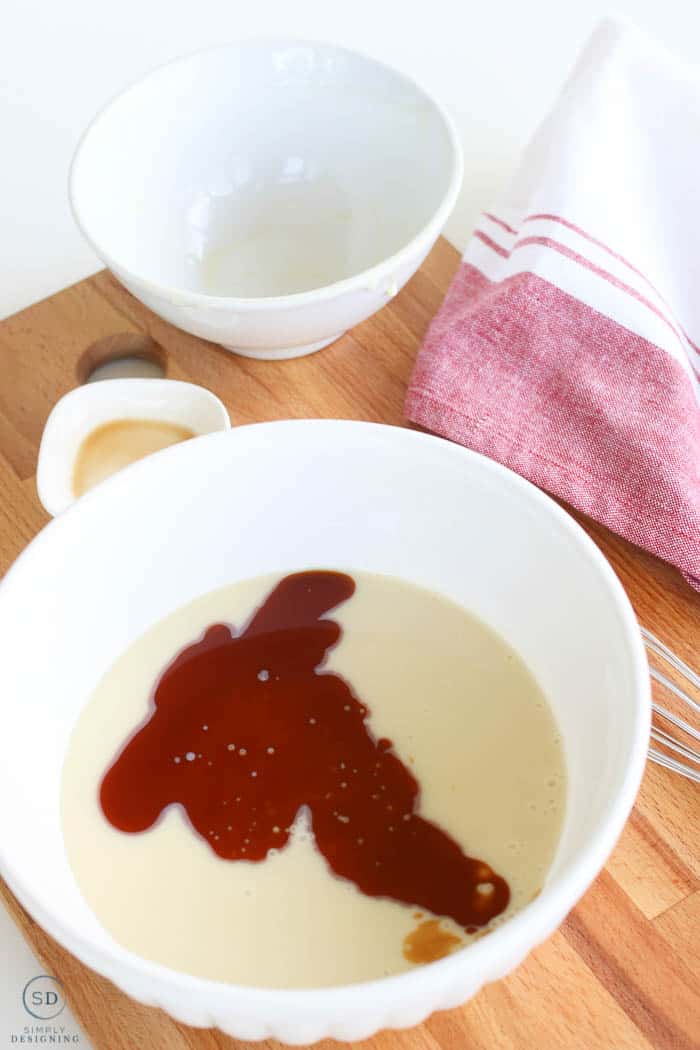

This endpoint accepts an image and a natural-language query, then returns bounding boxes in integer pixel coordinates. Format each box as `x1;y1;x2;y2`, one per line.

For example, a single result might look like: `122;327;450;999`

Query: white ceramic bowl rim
69;38;464;312
0;421;650;1019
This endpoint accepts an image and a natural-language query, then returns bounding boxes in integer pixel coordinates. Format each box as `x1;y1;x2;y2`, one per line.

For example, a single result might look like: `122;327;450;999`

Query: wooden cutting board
0;239;698;1050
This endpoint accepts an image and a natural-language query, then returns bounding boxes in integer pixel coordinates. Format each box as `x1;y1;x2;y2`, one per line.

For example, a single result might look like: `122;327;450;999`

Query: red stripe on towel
475;225;700;380
513;236;700;379
489;211;700;367
474;230;510;258
483;213;518;236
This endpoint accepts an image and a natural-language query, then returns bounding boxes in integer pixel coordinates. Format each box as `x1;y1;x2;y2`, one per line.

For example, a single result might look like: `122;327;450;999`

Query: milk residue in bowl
61;570;566;988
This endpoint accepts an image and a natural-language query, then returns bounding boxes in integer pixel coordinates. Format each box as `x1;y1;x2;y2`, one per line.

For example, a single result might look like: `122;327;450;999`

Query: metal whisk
644;628;700;783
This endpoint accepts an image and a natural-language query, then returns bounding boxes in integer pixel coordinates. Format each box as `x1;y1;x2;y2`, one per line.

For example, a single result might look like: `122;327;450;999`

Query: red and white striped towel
406;18;700;588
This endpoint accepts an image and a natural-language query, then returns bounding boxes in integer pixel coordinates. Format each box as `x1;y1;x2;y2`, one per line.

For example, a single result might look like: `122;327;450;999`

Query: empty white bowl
69;40;462;360
0;421;648;1043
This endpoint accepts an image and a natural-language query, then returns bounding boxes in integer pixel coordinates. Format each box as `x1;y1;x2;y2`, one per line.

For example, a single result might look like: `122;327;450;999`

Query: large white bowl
0;421;649;1043
70;41;462;360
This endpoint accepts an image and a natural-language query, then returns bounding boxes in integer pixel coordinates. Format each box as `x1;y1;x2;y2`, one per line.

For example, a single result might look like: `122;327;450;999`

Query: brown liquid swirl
100;571;509;929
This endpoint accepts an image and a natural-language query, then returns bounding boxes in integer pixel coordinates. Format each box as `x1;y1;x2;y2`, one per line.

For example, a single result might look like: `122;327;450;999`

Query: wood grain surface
0;239;698;1050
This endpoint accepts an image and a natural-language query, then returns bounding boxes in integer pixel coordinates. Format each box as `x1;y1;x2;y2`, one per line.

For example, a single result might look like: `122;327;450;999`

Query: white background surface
0;0;697;1045
3;0;700;322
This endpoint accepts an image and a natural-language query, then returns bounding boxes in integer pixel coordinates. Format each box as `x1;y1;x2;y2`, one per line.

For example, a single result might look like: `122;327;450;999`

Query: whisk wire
643;628;699;784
